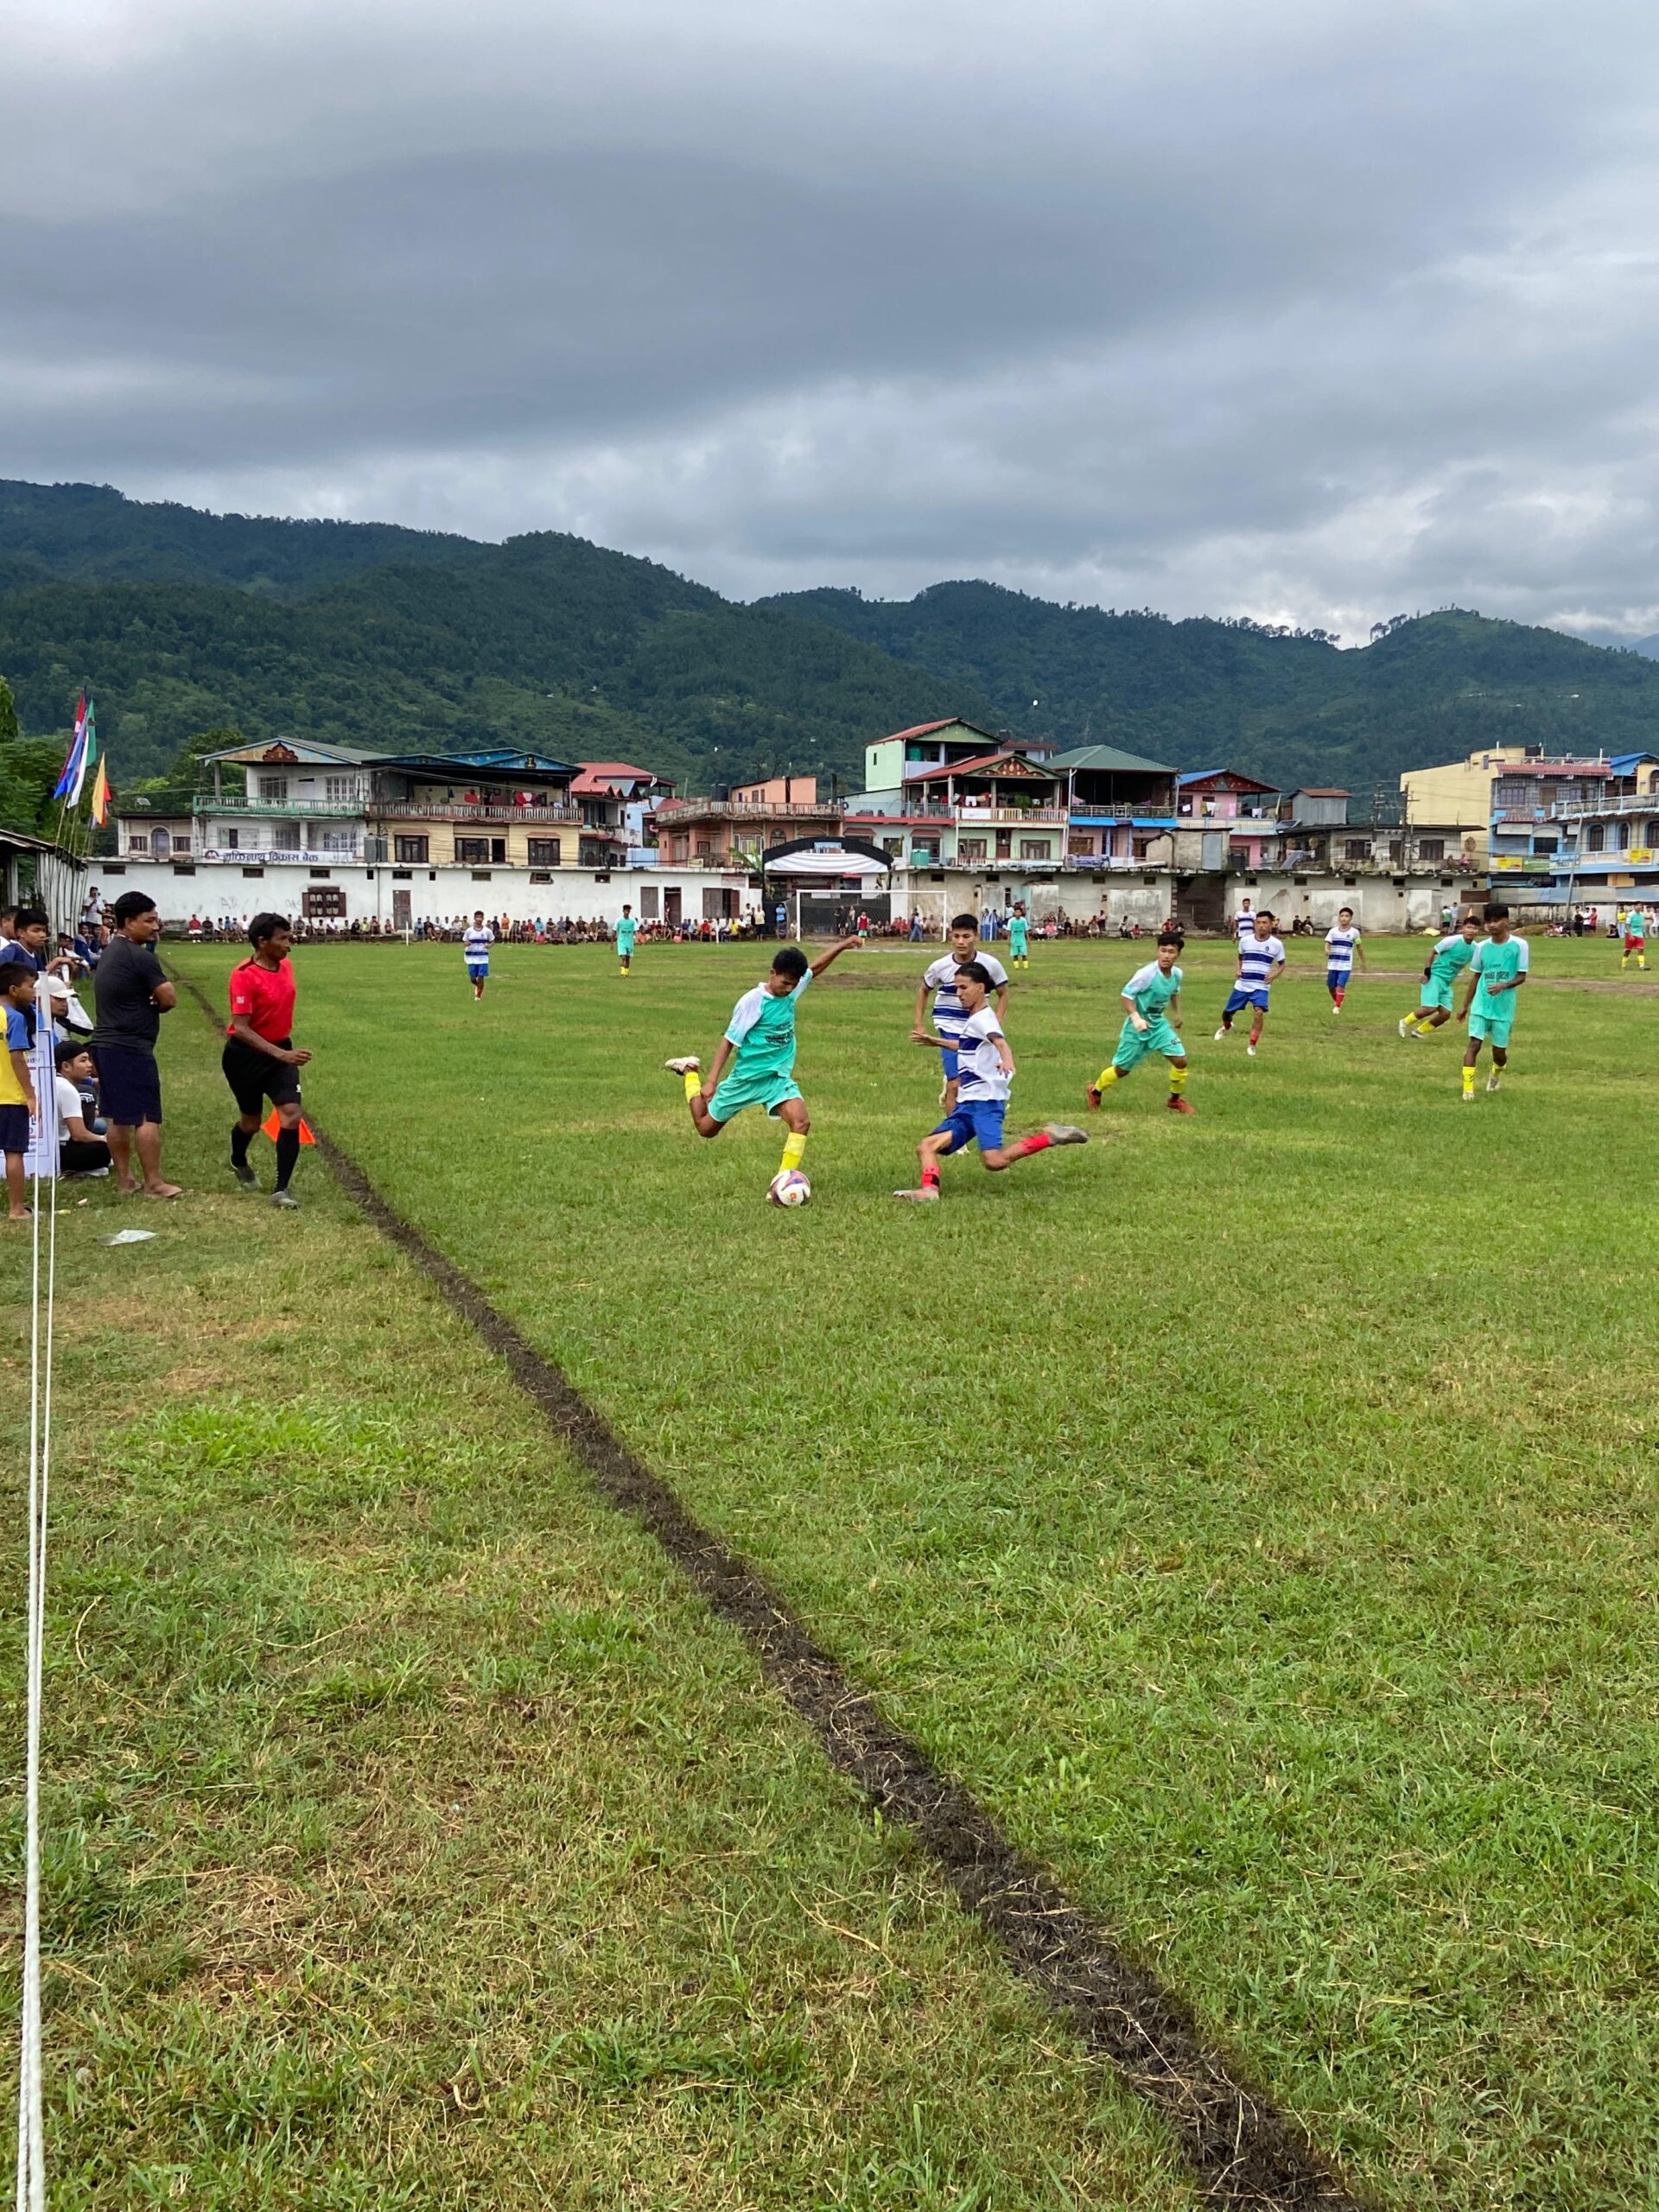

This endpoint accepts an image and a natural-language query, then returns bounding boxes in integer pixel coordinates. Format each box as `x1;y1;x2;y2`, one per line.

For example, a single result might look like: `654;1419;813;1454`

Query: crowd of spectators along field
0;884;167;1216
167;903;1186;948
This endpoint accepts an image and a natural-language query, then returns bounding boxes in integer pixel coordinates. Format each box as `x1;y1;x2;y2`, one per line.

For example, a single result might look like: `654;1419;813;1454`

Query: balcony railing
196;795;365;817
949;804;1070;825
1539;792;1659;821
655;799;837;823
372;802;584;824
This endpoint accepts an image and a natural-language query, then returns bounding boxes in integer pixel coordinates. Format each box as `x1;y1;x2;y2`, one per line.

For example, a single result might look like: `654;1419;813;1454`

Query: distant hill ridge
4;479;1659;796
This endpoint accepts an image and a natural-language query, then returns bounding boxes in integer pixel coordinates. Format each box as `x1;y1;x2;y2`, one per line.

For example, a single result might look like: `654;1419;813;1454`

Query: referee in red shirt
224;913;312;1209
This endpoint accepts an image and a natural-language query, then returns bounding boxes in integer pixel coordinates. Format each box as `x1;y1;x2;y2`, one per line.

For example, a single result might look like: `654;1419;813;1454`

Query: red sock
921;1163;940;1188
1249;1025;1262;1046
1013;1132;1052;1157
1333;987;1344;1006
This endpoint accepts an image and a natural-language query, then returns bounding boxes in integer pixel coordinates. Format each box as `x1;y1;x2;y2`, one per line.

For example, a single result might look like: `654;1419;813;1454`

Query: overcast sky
7;0;1659;639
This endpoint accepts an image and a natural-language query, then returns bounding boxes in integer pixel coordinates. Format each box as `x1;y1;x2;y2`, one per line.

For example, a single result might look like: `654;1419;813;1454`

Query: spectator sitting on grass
54;1038;111;1177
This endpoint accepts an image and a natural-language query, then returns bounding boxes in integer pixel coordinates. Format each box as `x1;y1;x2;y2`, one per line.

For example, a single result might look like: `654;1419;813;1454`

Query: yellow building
1398;747;1530;863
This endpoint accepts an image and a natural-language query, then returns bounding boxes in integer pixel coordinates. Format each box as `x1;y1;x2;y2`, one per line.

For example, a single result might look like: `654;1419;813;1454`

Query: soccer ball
767;1169;811;1208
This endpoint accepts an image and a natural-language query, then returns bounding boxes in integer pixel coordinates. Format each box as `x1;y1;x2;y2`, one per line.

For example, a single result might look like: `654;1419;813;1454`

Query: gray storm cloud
4;0;1659;637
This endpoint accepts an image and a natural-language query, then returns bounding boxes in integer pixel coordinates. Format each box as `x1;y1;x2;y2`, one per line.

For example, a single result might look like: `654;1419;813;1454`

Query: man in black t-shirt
89;892;181;1198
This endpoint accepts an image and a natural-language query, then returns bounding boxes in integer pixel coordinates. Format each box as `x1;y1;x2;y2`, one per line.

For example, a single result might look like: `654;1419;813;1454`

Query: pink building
1176;768;1282;866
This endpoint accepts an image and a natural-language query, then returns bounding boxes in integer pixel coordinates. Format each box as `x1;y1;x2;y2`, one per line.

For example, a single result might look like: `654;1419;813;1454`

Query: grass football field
9;930;1659;2208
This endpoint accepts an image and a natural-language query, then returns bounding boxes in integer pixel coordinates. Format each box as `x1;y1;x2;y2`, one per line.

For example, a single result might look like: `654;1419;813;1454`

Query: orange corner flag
262;1110;317;1145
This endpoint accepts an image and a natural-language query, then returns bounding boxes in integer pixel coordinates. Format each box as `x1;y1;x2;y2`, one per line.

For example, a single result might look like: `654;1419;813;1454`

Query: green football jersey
1471;934;1528;1013
1123;959;1182;1016
1428;934;1475;987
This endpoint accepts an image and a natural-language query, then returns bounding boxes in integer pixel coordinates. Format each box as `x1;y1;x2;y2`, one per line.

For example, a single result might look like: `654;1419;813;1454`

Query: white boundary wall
90;861;753;930
1224;874;1481;932
890;868;1173;928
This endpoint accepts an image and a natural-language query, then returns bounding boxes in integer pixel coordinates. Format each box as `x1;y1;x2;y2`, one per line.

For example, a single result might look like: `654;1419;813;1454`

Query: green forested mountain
0;501;992;789
7;480;1659;805
764;582;1659;795
0;479;474;594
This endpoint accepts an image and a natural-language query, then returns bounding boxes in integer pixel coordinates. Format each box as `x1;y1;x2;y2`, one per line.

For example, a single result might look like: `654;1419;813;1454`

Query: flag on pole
88;754;111;828
52;692;88;800
68;696;96;805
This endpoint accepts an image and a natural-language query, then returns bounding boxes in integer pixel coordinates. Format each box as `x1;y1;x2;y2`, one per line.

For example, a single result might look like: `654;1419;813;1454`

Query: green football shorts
1112;1014;1185;1071
707;1067;802;1123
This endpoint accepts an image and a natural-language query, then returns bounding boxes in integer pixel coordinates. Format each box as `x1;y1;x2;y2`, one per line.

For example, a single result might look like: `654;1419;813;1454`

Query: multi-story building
652;778;842;877
1532;751;1659;904
1395;745;1624;870
108;740;746;927
1049;744;1178;868
855;747;1069;868
862;718;1042;794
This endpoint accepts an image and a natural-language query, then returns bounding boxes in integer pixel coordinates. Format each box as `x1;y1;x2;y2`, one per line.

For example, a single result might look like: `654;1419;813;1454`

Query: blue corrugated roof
1605;751;1659;773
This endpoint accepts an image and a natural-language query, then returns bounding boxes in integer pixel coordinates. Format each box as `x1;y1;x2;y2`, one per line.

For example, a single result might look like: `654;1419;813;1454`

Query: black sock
231;1123;252;1166
274;1127;300;1191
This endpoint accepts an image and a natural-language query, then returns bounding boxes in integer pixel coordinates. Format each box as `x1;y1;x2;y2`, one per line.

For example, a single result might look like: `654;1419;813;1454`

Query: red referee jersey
226;957;296;1042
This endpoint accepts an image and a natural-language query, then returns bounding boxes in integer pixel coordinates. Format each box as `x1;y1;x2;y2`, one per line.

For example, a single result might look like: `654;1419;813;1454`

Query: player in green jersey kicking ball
1457;906;1529;1099
664;936;859;1188
1086;932;1192;1113
1400;916;1479;1037
1007;906;1030;969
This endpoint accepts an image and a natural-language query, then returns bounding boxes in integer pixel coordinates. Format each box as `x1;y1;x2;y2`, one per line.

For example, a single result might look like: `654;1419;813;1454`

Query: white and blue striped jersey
955;1007;1011;1103
463;925;493;967
1236;933;1286;994
924;950;1008;1039
1324;925;1361;974
1234;910;1260;940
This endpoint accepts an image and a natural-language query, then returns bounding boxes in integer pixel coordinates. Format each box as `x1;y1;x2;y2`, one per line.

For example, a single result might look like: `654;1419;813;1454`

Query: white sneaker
1487;1072;1501;1093
1461;1088;1476;1103
1212;1027;1228;1042
1398;1017;1410;1038
1246;1044;1257;1057
893;1186;939;1203
663;1055;700;1075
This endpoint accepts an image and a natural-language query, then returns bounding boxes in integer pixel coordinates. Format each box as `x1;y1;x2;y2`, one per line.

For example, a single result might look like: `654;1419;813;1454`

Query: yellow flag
89;755;111;827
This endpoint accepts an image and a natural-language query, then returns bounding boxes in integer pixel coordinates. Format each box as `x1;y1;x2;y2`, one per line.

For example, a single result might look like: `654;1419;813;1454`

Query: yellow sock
1096;1066;1121;1090
1169;1065;1187;1095
1462;1065;1476;1095
683;1070;702;1102
779;1128;807;1175
1414;1016;1435;1034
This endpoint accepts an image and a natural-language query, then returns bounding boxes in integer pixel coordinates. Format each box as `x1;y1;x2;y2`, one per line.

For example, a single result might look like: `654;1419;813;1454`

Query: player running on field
664;937;859;1190
1086;931;1192;1114
1457;906;1529;1100
916;914;1008;1113
1007;906;1030;969
463;911;493;1001
1215;911;1285;1056
895;961;1086;1201
616;904;638;974
1400;917;1478;1037
1621;906;1647;970
1324;907;1365;1011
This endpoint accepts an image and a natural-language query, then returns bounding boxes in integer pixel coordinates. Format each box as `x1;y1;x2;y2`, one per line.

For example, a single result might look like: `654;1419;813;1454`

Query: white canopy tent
762;849;890;879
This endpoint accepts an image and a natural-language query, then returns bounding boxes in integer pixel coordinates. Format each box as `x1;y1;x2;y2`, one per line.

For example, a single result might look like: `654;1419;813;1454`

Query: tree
0;734;71;836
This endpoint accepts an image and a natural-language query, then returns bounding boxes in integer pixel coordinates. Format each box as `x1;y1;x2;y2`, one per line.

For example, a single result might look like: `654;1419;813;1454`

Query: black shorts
221;1037;301;1117
92;1045;162;1128
0;1103;29;1156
